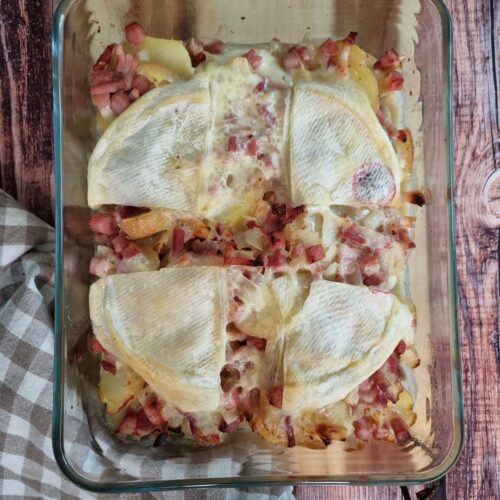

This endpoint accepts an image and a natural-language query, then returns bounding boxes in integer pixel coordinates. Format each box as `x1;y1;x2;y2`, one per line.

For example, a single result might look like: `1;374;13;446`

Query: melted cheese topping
283;281;412;411
88;76;210;211
90;267;227;412
290;81;401;207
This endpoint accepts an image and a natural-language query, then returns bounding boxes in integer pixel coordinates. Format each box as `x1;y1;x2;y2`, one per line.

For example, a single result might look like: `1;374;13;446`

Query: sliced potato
136;61;178;87
348;46;379;111
119;209;174;239
124;37;193;79
98;364;145;415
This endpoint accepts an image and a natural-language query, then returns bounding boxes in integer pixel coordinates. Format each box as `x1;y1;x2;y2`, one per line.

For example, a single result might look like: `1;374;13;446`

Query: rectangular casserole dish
52;0;462;492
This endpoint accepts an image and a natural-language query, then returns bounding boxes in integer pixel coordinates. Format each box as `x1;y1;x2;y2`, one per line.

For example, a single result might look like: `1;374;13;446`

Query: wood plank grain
0;0;54;224
445;0;500;498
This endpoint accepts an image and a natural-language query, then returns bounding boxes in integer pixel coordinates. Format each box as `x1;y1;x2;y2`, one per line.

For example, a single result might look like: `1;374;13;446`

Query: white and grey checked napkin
0;190;293;499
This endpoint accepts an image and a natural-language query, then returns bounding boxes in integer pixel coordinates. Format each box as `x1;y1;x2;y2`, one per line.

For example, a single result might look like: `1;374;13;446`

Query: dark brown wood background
0;0;498;498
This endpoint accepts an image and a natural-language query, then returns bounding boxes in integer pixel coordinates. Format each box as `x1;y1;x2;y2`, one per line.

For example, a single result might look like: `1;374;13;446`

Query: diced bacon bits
185;38;206;67
89;213;117;235
110;92;131;116
282;50;302;70
172;227;185;255
243;49;262;69
284;416;295;447
397;129;408;142
186;37;204;57
101;359;117;375
266;252;288;267
136;409;154;434
112;233;129;254
143;398;165;426
90;336;107;354
204;40;225;54
291;242;305;258
344;31;358;45
319;38;338;56
246;336;267;351
224;256;254;266
124;22;146;45
375;49;401;71
121;242;141;259
353;416;376;441
128;88;140;101
384;71;405;91
246;138;260;156
227;136;239;152
390;417;411;444
269;385;283;409
186;415;221;445
117;410;138;435
132;74;151;95
394;340;407;355
219;418;241;433
220;364;241;392
270;231;286;252
305;244;326;263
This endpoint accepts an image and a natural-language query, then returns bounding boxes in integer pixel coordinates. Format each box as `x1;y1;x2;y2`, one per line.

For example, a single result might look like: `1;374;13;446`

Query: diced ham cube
227;136;239;152
266;252;288;267
305;244;325;263
124;22;146;45
112;234;129;254
92;92;111;109
246;336;267;351
385;71;405;91
90;337;107;354
319;38;338;56
136;409;154;434
132;74;151;95
172;227;185;255
110;92;131;116
284;415;295;447
243;49;262;69
291;242;305;258
204;40;225;54
117;410;138;435
143;398;165;427
121;242;141;259
376;49;401;70
353;417;376;441
89;213;117;235
394;340;407;355
344;31;358;44
246;138;259;156
270;231;286;252
269;385;283;409
186;37;204;56
282;50;302;70
224;256;254;266
101;359;116;375
390;417;411;444
294;45;311;63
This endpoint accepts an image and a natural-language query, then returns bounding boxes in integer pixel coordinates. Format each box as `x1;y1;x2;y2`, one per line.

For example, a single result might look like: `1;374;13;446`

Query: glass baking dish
52;0;462;492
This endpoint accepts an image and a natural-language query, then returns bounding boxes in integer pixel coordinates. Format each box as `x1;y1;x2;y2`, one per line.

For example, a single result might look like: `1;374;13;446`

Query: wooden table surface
0;0;498;498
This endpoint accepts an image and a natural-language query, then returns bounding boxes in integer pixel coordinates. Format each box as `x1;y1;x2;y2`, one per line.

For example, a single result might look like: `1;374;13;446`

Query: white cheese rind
88;76;210;211
290;81;401;207
89;267;227;412
283;280;412;411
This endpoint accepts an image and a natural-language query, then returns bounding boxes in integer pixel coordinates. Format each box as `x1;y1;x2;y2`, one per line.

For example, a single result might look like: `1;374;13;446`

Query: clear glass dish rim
51;0;463;492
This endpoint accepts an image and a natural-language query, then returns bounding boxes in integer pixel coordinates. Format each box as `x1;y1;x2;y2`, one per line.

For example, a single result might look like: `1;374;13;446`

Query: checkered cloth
0;190;293;499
